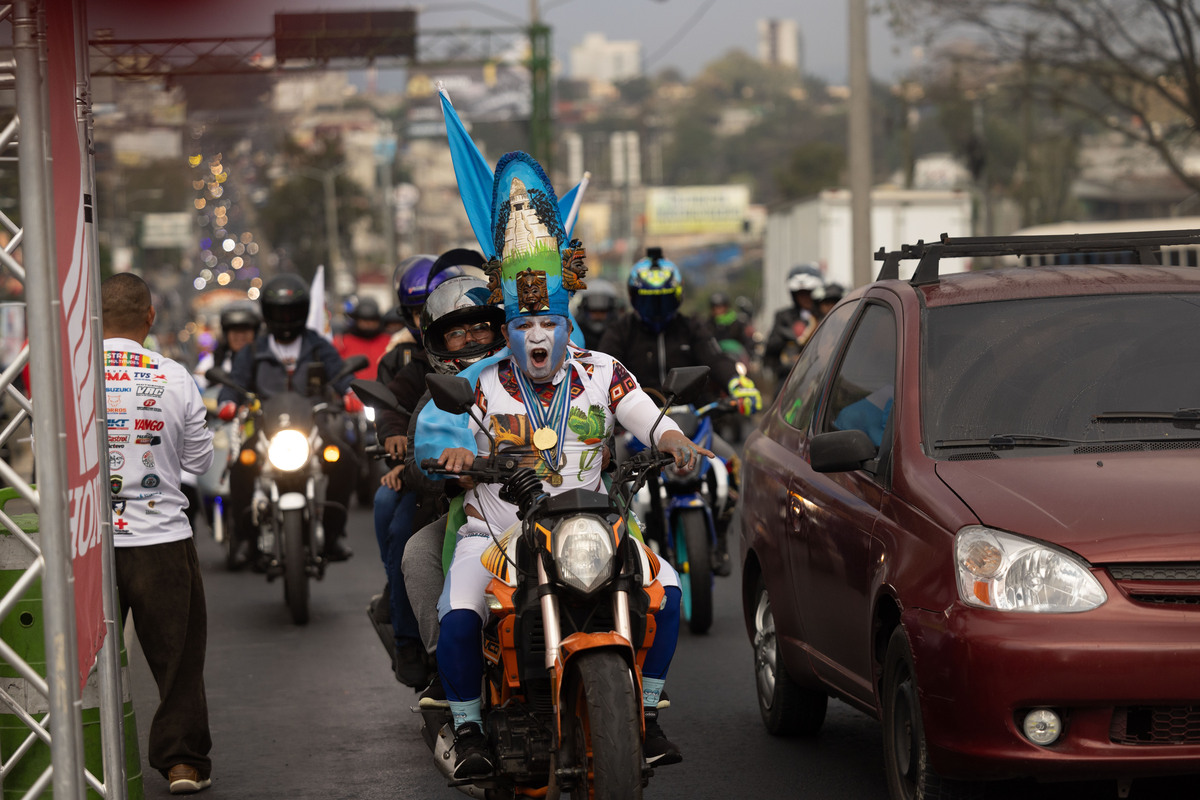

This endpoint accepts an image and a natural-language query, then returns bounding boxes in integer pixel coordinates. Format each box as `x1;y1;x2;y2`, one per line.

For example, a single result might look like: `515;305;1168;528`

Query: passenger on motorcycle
708;291;754;356
416;157;710;781
376;252;469;385
572;279;622;350
335;296;391;380
598;250;762;574
371;272;503;688
763;262;823;380
217;274;359;567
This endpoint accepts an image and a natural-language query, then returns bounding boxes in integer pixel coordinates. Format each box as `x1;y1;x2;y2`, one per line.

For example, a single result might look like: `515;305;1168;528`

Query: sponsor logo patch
135;434;162;446
141;474;160;489
107;417;129;429
142;399;157;408
136;385;165;398
108;434;130;444
110;476;122;494
105;371;131;382
109;452;124;470
142;451;155;468
134;419;163;431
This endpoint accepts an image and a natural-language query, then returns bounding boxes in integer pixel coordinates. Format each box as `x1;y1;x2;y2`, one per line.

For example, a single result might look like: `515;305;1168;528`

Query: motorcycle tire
563;651;643;800
282;508;310;625
675;507;714;635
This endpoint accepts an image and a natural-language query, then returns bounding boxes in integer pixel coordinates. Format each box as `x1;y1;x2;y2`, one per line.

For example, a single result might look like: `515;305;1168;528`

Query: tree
776;142;845;201
887;0;1200;193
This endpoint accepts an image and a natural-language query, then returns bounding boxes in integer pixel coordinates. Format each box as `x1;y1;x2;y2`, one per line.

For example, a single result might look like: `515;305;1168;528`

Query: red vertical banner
47;0;106;689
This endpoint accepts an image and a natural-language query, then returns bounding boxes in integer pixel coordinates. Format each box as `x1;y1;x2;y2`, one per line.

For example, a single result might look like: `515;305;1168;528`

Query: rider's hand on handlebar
384;435;407;460
438;446;477;475
217;401;238;422
657;430;714;473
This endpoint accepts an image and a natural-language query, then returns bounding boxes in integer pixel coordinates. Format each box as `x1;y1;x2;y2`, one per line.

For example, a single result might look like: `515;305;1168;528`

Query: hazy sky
88;0;918;84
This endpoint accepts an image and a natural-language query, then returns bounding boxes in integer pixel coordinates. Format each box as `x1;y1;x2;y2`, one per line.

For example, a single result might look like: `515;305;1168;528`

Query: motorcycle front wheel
563;651;643;800
675;507;714;635
282;508;310;625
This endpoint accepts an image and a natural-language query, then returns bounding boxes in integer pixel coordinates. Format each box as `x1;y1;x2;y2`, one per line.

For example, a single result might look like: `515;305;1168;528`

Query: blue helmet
628;247;682;334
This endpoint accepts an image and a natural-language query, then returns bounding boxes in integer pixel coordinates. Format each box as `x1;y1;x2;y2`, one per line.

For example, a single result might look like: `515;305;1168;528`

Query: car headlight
955;526;1106;613
553;515;615;594
267;429;311;472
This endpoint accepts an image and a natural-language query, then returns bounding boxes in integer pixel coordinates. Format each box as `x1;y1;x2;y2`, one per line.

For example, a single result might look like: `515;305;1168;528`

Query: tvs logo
109;452;124;470
110;476;122;494
134;419;164;431
142;399;157;408
141;474;160;489
106;371;131;382
136;385;165;398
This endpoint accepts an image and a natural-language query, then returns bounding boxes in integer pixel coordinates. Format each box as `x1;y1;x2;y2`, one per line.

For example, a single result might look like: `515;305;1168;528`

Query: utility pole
528;0;553;171
849;0;873;287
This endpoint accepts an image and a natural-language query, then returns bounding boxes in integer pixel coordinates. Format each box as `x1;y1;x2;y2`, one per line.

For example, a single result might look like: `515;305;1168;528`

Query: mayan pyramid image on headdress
503;177;556;260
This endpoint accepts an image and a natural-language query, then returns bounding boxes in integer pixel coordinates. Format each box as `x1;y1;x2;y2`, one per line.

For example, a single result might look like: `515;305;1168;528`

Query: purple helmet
392;250;484;338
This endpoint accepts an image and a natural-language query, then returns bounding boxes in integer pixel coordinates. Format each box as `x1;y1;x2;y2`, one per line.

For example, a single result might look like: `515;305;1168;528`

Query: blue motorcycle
626;400;733;634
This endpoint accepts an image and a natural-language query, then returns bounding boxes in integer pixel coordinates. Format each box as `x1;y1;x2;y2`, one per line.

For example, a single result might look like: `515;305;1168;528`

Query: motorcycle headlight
364;405;376;423
553;515;615;594
267;429;311;472
955;526;1107;613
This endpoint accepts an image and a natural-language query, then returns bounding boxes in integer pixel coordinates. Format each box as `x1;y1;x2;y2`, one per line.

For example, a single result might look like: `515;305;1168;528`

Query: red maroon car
739;231;1200;799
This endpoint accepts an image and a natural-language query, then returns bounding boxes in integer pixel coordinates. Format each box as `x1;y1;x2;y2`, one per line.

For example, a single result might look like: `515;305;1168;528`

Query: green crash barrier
0;486;143;799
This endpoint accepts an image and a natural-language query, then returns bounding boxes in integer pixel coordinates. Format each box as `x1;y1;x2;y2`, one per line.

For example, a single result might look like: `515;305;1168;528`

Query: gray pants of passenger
402;513;447;656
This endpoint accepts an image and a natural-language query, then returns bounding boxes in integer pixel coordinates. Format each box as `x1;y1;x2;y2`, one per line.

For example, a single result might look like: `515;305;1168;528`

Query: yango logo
134;419;163;431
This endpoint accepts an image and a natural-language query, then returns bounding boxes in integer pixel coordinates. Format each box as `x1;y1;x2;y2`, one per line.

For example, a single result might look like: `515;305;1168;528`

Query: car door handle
786;489;806;530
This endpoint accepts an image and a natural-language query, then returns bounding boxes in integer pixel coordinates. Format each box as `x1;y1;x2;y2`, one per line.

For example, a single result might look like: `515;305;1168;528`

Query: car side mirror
810;429;878;472
426;373;476;414
662;366;710;404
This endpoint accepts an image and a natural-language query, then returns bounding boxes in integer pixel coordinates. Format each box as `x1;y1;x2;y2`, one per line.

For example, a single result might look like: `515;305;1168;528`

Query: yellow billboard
644;186;750;235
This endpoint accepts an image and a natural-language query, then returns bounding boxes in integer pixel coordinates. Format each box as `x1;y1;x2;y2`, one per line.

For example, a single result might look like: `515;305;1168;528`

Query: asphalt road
123;505;1200;800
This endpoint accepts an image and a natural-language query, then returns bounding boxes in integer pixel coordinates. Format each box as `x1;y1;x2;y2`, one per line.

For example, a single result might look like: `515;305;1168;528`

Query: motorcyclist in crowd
185;302;261;535
708;291;754;356
572;279;621;350
597;248;762;574
336;296;391;380
194;302;261;387
763;263;824;380
369;265;498;688
813;281;845;318
216;273;358;567
417;262;704;783
375;252;472;385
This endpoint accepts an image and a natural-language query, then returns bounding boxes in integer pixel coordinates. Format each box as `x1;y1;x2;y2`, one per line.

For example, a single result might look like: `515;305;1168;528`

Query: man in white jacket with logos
102;273;215;795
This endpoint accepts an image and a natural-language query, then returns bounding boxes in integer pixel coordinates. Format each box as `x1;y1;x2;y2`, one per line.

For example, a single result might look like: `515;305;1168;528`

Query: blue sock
642;676;665;710
449;698;483;731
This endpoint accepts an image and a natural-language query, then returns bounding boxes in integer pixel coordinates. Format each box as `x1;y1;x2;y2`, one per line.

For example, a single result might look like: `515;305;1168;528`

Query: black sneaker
324;537;353;562
451;722;493;779
394;640;432;688
643;708;682;766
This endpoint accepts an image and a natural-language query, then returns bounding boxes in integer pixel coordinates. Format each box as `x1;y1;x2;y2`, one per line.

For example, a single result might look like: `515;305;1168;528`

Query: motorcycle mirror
426;373;475;414
333;354;368;383
351;379;409;415
204;367;249;397
662;366;710;404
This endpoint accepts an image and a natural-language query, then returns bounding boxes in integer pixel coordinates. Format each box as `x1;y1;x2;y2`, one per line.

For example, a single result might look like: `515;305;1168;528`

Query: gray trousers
401;513;447;655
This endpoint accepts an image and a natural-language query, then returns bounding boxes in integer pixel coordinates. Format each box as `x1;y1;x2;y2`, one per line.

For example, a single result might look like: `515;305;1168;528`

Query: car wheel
882;627;983;800
752;575;827;735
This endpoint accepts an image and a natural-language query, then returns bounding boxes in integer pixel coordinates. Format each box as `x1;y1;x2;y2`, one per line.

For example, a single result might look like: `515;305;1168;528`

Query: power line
645;0;718;70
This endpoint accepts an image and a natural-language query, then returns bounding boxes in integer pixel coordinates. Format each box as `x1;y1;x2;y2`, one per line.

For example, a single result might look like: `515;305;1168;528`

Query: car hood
934;449;1200;563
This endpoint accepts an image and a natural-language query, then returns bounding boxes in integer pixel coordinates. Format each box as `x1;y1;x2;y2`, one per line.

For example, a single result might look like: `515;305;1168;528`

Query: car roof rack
873;229;1200;286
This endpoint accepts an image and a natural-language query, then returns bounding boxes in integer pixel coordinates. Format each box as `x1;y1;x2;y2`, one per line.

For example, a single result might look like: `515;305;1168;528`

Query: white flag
307;265;332;340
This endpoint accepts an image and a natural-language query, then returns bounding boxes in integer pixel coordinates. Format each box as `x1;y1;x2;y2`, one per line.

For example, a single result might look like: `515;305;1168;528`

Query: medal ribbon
513;361;573;472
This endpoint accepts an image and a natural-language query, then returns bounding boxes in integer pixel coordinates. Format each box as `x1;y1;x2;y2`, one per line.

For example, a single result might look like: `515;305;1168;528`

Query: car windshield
922;293;1200;453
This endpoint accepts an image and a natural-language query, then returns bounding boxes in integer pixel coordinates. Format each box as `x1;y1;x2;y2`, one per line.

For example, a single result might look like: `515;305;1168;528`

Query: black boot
451;722;493;779
324;535;353;562
643;707;682;766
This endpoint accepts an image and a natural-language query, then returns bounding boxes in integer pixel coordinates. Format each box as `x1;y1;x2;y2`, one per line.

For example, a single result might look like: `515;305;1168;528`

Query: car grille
1112;706;1200;744
1106;564;1200;606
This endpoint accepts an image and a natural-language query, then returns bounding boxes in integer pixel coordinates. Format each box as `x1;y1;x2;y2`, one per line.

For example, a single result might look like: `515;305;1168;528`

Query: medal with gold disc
514;365;572;484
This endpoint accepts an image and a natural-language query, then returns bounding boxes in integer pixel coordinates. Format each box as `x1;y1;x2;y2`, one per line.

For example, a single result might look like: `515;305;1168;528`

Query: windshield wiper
934;433;1083;450
1093;408;1200;422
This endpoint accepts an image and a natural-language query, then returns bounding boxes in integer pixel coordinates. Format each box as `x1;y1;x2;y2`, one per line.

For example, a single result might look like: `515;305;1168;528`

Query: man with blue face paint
415;108;710;780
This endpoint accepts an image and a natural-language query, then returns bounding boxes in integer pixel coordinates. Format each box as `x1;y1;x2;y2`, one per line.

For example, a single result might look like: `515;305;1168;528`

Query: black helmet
420;276;505;375
219;302;261;332
348;296;382;323
709;292;731;308
260;274;310;343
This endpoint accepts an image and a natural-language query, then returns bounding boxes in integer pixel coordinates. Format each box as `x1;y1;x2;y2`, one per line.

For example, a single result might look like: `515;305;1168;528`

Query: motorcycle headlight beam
553;515;615;595
267;429;311;472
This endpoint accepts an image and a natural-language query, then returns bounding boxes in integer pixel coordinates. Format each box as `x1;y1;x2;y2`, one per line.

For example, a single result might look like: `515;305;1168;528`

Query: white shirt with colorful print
104;337;214;546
